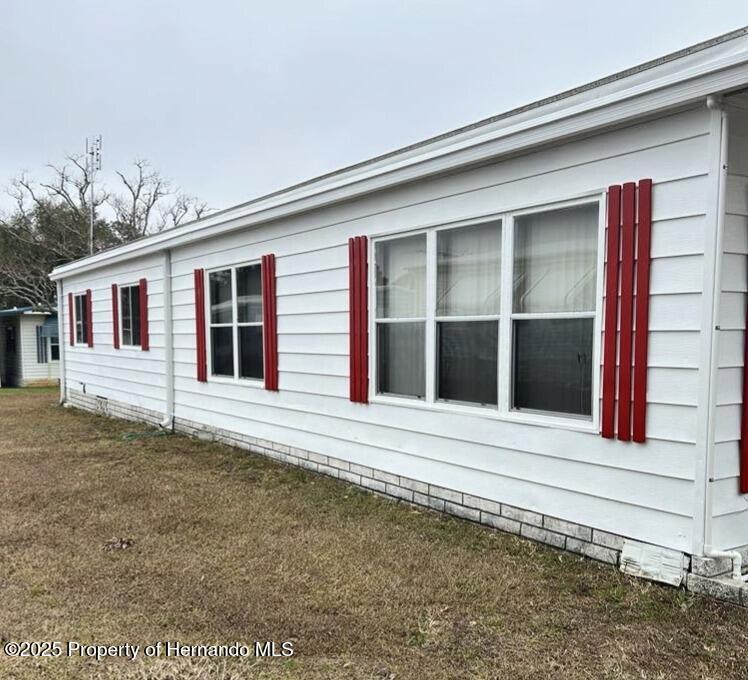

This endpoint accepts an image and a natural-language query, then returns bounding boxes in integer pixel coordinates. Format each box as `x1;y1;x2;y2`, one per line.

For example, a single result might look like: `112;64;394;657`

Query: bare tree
0;156;209;309
159;192;209;230
109;159;210;239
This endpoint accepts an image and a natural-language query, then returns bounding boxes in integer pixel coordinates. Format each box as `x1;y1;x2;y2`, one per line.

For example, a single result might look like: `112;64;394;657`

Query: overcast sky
2;1;747;214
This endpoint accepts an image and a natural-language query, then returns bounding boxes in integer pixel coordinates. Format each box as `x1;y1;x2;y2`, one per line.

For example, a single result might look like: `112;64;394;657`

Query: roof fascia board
51;48;748;281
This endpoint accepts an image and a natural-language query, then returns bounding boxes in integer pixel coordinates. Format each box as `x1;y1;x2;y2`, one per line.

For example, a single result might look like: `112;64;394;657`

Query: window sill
206;375;265;388
370;394;599;434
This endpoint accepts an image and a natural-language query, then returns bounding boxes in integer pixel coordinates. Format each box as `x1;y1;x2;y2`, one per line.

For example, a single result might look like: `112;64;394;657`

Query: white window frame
205;261;264;385
373;229;429;400
369;193;606;432
118;282;142;349
73;292;88;345
49;335;60;362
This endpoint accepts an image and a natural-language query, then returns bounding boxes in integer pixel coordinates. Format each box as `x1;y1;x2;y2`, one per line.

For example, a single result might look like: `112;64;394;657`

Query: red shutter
262;254;278;390
602;179;652;443
616;183;636;441
194;269;207;382
632;179;653;443
139;278;149;351
68;292;74;346
112;284;120;349
601;186;621;439
86;289;94;347
349;235;369;403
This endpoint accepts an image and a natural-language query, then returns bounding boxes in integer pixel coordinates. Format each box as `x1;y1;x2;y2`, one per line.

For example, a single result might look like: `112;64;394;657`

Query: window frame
369;193;606;432
373;229;429;400
204;261;265;385
73;292;88;346
49;335;60;362
118;282;142;349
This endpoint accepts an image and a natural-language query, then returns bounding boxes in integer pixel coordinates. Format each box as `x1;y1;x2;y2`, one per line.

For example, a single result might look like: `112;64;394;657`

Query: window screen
120;284;141;347
512;204;597;417
74;294;87;345
436;221;501;405
208;265;264;380
375;234;426;397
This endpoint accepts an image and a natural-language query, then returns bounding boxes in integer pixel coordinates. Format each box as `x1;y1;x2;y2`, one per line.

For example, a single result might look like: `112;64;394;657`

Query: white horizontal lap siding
62;254;165;413
711;109;748;549
161;107;714;552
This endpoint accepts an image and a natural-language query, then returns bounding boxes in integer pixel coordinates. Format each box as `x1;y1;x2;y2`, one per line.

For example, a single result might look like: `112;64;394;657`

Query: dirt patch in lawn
1;389;747;679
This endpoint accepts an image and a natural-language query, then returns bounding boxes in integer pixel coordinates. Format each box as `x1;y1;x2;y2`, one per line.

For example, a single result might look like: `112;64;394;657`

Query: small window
50;336;60;361
375;234;426;398
120;284;141;347
208;264;264;380
512;204;598;417
74;293;88;344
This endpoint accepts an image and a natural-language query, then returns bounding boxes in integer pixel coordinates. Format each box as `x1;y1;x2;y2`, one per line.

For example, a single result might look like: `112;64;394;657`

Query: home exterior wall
56;104;717;556
18;315;59;386
711;103;748;551
61;254;166;414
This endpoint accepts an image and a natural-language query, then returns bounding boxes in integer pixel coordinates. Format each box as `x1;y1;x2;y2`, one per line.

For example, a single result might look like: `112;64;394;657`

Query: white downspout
700;96;744;579
56;280;66;405
160;249;174;430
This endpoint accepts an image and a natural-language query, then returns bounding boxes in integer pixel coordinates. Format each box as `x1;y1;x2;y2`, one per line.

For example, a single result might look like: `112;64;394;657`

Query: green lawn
1;389;748;679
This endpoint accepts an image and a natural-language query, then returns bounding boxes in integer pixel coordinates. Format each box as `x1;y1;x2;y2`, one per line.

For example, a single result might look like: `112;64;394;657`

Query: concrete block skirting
65;389;748;607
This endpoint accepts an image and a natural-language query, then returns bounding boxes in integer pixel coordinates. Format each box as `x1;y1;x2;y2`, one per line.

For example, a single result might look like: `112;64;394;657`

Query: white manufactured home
50;28;748;599
0;307;59;387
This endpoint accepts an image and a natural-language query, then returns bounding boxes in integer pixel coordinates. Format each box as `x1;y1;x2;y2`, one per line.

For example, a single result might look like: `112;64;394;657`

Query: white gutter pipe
701;95;744;580
160;249;174;430
56;280;66;405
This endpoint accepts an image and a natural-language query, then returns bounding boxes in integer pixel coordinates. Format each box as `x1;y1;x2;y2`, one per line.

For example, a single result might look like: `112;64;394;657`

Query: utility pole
86;135;102;255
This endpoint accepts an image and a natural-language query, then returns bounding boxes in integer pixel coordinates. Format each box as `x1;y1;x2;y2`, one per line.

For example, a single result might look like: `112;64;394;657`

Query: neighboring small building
0;307;60;387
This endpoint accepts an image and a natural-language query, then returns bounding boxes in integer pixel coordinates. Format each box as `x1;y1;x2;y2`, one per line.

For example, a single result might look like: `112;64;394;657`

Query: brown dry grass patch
1;389;748;679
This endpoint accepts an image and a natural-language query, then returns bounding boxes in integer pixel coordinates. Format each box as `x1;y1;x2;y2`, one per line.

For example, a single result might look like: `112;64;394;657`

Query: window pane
237;265;262;323
376;322;425;397
514;204;598;313
437;321;498;405
376;234;426;319
132;286;141;346
120;288;131;345
210;270;233;324
211;326;234;377
239;326;264;379
75;295;86;343
50;338;60;361
513;318;593;416
437;221;501;316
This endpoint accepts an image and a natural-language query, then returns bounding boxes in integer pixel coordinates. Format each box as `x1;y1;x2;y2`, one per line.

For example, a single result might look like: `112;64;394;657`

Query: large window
208;264;263;380
74;293;88;344
120;283;141;347
372;201;600;421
